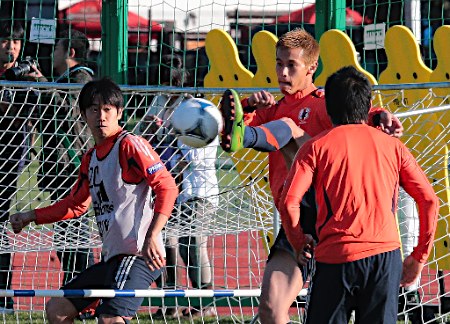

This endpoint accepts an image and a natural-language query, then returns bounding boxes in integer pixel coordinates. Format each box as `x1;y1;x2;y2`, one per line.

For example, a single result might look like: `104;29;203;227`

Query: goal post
0;81;449;323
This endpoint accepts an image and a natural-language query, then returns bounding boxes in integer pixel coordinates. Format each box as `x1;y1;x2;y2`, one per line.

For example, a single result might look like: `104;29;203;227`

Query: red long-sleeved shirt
280;124;438;264
35;129;178;224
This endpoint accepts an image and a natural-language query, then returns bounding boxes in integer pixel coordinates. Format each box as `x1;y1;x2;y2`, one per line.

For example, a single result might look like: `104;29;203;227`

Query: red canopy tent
276;4;372;26
58;0;162;45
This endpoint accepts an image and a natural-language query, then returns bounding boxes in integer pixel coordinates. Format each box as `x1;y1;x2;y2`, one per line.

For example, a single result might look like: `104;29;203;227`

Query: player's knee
259;275;288;323
258;296;273;318
46;298;77;323
279;117;305;139
259;300;289;324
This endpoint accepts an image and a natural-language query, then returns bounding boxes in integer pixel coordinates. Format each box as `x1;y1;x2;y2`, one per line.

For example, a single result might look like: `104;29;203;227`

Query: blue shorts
305;249;402;324
62;255;161;319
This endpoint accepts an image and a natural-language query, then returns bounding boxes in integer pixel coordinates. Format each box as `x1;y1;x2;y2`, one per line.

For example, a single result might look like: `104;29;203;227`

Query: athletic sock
243;120;293;152
243;127;257;148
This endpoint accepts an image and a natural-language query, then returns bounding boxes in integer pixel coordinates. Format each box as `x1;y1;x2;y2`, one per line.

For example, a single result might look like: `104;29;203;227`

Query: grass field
0;313;256;323
0;313;423;323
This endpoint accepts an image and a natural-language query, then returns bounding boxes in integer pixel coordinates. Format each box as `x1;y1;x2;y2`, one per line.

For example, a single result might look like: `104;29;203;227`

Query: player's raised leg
219;89;307;154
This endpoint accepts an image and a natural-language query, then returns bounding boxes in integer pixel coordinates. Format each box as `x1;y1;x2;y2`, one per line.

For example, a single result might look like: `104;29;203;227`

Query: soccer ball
171;98;223;148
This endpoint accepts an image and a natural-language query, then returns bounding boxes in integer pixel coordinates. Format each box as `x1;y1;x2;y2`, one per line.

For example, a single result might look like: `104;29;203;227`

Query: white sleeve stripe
128;136;155;161
138;137;154;158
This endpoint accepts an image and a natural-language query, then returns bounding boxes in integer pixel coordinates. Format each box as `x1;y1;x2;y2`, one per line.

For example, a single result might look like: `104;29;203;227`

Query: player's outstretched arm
10;210;36;234
401;255;424;287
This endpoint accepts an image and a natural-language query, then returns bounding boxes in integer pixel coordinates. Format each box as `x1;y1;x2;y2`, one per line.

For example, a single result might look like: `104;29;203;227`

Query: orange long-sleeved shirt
279;124;438;264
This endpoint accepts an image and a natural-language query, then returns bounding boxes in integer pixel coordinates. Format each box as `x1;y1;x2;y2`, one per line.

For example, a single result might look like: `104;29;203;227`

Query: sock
243;127;257;148
243;120;293;152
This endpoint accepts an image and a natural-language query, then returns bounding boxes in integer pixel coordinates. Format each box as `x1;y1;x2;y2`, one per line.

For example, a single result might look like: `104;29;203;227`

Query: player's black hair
325;66;372;125
58;29;89;61
78;77;124;113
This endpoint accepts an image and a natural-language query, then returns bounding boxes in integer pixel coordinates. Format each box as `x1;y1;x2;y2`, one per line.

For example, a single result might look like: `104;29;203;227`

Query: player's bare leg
219;90;305;154
260;120;310;323
259;250;303;324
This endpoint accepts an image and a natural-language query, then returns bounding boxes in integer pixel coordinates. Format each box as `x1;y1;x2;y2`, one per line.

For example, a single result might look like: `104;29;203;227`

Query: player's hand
379;111;403;138
296;234;315;266
142;236;166;271
400;255;424;287
248;91;276;109
9;210;35;234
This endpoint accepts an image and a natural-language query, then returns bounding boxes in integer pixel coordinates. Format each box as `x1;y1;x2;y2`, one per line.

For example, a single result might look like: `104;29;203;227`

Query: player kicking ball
219;28;404;324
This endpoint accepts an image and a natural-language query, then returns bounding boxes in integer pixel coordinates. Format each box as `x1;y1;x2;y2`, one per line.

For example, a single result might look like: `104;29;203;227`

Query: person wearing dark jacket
0;20;29;313
32;29;94;84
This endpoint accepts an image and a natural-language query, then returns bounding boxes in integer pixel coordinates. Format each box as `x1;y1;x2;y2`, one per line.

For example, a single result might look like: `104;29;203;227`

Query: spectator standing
0;20;31;313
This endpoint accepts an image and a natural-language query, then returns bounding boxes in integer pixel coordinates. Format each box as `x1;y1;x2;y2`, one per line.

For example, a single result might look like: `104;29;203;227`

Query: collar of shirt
284;83;318;105
55;64;93;82
94;128;124;158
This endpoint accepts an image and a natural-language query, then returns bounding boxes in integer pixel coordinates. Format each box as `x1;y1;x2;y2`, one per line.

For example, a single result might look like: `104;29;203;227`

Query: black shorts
305;249;402;324
268;188;318;282
268;227;316;283
62;255;161;319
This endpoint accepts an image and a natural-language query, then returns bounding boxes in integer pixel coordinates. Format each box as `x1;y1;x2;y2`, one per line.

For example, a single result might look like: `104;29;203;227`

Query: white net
0;82;449;323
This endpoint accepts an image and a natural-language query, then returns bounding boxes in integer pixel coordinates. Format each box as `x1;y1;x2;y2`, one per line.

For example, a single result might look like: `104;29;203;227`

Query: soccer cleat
219;89;245;152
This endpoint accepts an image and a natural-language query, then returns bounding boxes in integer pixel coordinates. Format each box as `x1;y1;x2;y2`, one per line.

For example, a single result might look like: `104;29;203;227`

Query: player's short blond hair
276;28;320;66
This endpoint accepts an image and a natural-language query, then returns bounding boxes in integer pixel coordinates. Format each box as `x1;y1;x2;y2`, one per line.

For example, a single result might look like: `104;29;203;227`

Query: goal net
0;82;449;323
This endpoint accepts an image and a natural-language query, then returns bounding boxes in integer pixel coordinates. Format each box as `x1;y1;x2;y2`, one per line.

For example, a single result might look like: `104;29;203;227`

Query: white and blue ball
171;98;223;148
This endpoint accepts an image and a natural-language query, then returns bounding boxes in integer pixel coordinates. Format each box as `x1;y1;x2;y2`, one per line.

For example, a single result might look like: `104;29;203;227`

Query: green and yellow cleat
219;89;245;152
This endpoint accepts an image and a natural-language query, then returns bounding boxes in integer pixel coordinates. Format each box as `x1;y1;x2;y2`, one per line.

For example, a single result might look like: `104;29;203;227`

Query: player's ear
117;107;124;120
308;61;318;75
